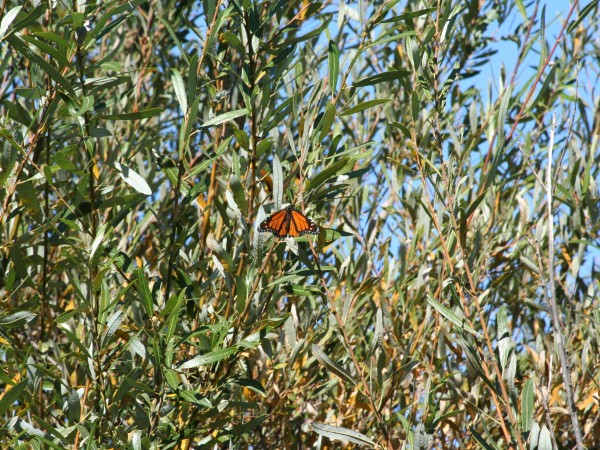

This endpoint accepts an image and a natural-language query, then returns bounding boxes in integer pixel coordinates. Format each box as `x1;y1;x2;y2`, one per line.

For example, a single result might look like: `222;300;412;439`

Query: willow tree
1;0;599;448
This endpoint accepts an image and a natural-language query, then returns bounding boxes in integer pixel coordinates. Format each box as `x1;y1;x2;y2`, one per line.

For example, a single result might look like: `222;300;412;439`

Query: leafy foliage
1;0;599;448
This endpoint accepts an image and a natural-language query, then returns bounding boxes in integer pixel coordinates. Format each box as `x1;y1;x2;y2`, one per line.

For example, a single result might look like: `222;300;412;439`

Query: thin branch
503;1;580;146
544;114;584;450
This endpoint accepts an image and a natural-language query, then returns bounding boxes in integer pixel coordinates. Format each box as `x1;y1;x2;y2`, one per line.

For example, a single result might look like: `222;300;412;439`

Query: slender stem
245;8;259;222
76;29;108;440
39;126;51;421
197;0;222;251
164;159;185;302
157;156;185;438
38;5;54;422
544;114;584;449
479;0;541;172
538;352;560;450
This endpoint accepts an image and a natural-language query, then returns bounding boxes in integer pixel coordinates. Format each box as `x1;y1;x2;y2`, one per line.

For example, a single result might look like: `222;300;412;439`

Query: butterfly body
258;205;319;238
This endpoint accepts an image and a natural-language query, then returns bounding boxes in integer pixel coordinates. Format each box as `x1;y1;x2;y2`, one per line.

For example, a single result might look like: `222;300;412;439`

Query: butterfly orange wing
288;209;319;237
258;206;318;238
258;209;289;238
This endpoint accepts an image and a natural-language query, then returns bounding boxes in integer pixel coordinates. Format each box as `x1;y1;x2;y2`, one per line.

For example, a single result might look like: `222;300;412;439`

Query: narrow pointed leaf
178;347;238;369
311;344;357;386
340;98;391;117
201;108;248;128
113;162;152;196
311;422;375;447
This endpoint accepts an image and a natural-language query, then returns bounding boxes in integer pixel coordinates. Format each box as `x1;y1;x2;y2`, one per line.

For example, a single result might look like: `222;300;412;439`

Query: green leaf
497;304;510;372
83;0;145;47
100;60;122;71
165;369;180;390
102;310;123;347
456;333;497;394
466;189;488;220
4;99;32;127
90;223;108;261
353;70;410;87
187;53;198;104
104;107;163;120
0;379;28;415
113;162;152;196
538;425;552;450
235;275;247;313
458;206;467;249
9;3;45;34
497;85;512;142
201;108;248;128
21;35;74;70
230;175;248;217
370;31;416;49
319;102;336;141
5;34;76;96
171;68;188;112
53;147;79;172
228;415;268;436
469;427;496;450
255;138;272;156
157;16;189;64
231;378;266;397
521;379;534;433
307;157;350;192
380;7;436;24
31;417;68;445
226;190;242;220
530;422;541;449
567;0;600;33
328;40;339;96
17;181;42;217
439;4;462;44
514;0;527;20
135;268;154;316
311;422;375;447
519;256;540;274
286;17;331;44
406;36;416;70
205;5;234;60
272;154;283;210
0;6;22;38
129;338;147;359
165;290;186;367
222;31;243;52
0;311;36;329
369;307;383;355
311;344;357;386
340;98;391;117
232;127;249;151
178;390;212;407
427;296;481;338
411;90;420;121
388;120;412;140
178;347;238;369
505;353;517;396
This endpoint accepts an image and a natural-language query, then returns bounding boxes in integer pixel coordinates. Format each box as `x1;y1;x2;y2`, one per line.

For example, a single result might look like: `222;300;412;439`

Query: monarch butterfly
258;205;319;238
